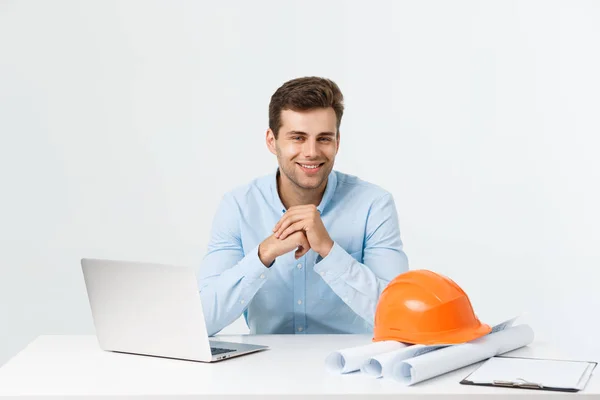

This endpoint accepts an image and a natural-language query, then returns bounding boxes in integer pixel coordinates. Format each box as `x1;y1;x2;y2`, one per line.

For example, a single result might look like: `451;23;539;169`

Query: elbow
395;248;409;272
206;326;221;337
400;251;409;272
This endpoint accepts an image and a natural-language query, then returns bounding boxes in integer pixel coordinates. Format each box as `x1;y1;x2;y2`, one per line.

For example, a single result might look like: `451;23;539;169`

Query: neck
277;171;327;209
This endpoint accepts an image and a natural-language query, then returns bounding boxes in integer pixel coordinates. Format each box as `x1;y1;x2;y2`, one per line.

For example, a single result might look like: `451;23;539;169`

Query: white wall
1;0;599;367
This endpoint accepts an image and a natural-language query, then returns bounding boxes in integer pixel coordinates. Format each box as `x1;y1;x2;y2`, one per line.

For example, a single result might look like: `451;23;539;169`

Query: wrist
317;239;334;258
258;242;275;267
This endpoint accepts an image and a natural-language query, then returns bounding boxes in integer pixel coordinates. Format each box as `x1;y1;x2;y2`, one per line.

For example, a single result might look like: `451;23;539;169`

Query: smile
297;163;324;173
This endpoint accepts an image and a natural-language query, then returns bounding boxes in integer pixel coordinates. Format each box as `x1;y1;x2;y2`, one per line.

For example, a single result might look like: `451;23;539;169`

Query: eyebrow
285;130;336;137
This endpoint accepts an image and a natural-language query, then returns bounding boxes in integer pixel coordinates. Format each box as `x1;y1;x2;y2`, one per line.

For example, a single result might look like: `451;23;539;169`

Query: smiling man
197;77;409;336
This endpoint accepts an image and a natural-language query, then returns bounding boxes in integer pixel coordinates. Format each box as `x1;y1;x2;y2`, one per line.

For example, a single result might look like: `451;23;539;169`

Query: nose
302;138;318;159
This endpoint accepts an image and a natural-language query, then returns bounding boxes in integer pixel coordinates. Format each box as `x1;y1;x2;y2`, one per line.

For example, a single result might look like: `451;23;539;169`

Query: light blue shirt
197;169;409;336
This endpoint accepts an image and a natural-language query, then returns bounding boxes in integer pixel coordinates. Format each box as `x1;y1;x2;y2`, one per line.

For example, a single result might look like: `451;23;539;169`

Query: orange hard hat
373;269;491;345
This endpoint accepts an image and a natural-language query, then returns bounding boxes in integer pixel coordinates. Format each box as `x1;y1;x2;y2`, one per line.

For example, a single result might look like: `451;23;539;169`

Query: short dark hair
268;76;344;138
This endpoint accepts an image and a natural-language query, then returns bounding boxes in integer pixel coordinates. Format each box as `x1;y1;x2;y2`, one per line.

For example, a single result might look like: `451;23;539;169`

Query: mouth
297;162;325;174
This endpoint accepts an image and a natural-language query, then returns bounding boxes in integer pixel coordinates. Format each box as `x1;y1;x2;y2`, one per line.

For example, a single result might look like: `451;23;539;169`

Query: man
198;77;409;336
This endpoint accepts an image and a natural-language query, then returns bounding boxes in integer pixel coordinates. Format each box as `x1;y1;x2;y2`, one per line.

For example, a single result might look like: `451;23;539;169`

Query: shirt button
297;327;303;332
320;271;326;277
297;299;302;305
260;274;265;279
240;300;245;304
296;263;302;269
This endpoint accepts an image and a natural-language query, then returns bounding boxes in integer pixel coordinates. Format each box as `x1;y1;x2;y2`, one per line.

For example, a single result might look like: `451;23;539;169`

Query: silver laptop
81;258;268;362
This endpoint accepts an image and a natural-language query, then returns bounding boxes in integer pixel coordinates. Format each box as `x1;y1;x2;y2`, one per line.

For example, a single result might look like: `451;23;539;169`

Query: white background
1;0;599;367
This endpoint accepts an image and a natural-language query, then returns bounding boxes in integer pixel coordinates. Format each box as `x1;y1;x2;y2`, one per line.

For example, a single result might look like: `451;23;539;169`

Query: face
266;107;340;191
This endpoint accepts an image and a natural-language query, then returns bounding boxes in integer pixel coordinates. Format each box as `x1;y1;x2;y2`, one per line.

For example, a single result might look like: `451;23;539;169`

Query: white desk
0;334;598;399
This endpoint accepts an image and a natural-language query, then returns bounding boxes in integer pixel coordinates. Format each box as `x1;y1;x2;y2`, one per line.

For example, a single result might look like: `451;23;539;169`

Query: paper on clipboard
461;355;597;392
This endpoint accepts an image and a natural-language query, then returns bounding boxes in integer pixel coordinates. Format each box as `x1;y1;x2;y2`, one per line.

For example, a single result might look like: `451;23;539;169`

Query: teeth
301;164;320;169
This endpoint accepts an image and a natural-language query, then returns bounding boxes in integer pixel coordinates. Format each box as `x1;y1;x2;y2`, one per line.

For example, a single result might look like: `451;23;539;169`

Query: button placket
294;254;307;334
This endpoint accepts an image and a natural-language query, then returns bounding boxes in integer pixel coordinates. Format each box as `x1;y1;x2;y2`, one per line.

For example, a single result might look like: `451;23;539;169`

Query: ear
266;129;277;155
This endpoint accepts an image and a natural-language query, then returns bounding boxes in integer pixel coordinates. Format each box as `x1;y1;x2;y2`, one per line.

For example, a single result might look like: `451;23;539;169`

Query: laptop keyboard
211;347;236;355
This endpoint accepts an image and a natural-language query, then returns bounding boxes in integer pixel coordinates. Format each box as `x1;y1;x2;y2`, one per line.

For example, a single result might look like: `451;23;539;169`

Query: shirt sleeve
313;192;409;326
196;193;271;336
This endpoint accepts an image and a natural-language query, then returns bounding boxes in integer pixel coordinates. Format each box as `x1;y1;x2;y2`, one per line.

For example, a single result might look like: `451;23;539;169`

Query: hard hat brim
374;322;493;345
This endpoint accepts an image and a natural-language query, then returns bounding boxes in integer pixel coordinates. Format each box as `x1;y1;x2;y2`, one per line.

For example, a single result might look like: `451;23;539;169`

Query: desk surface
0;334;598;399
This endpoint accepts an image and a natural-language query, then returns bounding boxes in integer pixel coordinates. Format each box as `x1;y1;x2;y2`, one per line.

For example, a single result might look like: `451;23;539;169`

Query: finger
287;204;317;211
273;214;291;235
280;206;320;229
273;215;291;237
277;213;312;238
279;221;307;240
274;207;318;234
295;244;310;259
295;234;311;258
273;218;282;232
275;214;307;238
273;208;303;232
273;212;291;232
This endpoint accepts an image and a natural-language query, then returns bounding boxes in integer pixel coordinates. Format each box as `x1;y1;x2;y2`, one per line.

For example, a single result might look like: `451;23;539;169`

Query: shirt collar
270;167;337;214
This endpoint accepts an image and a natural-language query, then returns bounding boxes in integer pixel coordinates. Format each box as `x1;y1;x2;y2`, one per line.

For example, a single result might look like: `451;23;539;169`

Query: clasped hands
258;205;334;267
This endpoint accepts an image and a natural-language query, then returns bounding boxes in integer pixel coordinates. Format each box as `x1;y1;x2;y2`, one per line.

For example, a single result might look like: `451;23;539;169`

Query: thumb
295;244;310;259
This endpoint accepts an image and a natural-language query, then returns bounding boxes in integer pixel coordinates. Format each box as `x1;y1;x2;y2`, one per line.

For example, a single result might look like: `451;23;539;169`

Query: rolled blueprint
391;324;535;385
361;344;447;378
325;340;407;374
361;316;520;379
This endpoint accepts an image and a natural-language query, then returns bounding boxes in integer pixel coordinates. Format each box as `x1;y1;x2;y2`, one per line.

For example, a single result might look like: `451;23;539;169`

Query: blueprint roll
325;341;407;374
361;316;520;379
361;344;447;378
391;324;535;385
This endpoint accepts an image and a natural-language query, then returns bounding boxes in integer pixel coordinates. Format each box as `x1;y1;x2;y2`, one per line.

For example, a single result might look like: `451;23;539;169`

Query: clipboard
460;355;597;392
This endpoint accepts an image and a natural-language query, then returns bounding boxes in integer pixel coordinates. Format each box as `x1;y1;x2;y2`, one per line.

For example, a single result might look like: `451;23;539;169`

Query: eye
292;136;304;141
318;137;332;142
